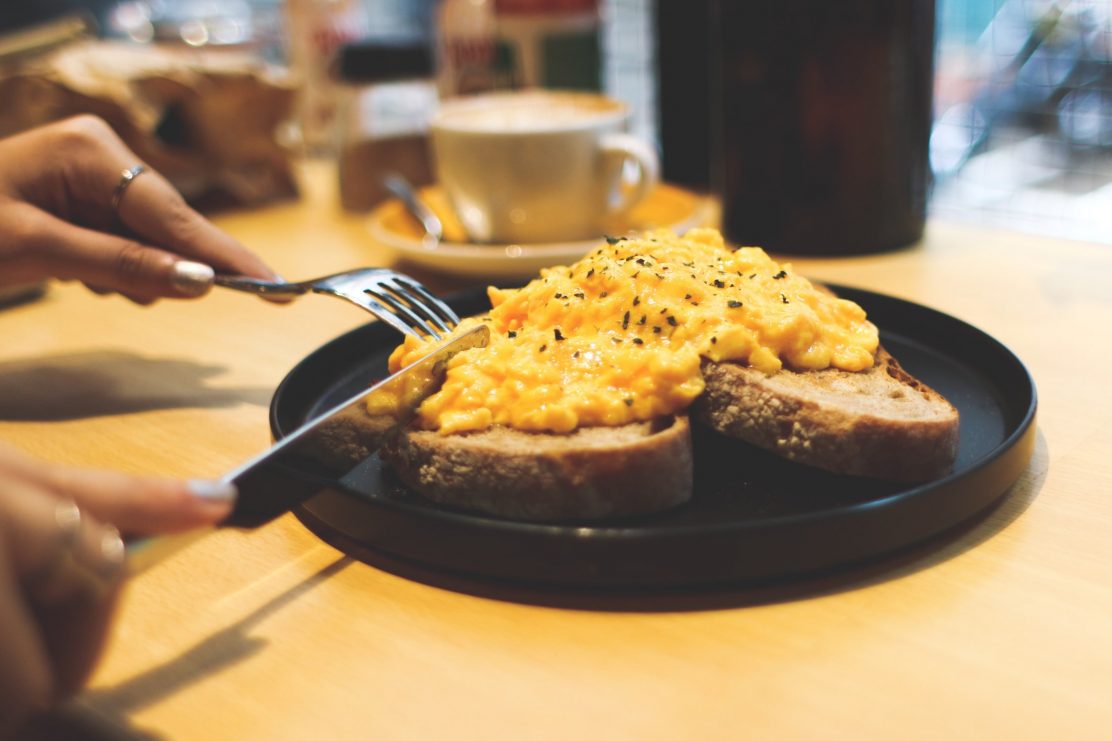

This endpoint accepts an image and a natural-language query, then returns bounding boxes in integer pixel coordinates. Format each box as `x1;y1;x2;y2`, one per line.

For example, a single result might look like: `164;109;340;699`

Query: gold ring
111;164;146;212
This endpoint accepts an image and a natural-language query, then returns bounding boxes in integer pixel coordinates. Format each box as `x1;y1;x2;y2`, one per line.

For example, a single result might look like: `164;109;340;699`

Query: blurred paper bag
0;40;298;209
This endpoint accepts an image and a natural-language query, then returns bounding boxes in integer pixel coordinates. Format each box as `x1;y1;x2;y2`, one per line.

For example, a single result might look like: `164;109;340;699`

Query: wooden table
3;163;1109;739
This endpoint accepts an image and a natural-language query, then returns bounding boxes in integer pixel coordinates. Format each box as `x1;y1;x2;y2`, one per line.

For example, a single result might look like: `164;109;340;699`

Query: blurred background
2;0;1109;244
931;0;1112;243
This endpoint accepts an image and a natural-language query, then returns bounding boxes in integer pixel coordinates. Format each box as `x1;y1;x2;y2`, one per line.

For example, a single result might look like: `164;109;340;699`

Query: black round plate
273;286;1037;588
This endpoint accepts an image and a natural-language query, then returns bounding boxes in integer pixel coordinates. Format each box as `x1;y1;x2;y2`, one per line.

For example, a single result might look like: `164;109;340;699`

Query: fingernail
81;526;127;598
187;479;238;503
100;526;126;569
172;261;215;296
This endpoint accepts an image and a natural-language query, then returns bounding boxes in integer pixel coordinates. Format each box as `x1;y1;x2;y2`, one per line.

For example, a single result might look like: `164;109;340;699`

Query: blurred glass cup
710;0;936;255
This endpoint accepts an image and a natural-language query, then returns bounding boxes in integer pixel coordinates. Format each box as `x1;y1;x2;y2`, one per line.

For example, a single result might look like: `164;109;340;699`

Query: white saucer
367;188;715;280
368;224;600;279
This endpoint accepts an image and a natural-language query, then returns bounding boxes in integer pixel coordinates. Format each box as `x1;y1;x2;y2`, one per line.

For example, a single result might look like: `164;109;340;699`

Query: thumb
38;213;215;301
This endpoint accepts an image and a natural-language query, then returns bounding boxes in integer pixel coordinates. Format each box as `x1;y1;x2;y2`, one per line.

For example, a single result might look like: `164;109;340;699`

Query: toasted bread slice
383;416;693;521
693;347;959;482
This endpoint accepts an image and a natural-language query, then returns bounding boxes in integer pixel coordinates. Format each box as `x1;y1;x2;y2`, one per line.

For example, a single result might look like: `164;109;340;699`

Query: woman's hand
0;442;235;734
0;117;272;732
0;115;280;304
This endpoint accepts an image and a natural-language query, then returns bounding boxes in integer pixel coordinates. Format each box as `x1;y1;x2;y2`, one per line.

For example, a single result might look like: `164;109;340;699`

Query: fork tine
346;289;424;338
239;267;458;341
391;276;461;326
363;286;445;340
373;279;455;335
351;292;430;340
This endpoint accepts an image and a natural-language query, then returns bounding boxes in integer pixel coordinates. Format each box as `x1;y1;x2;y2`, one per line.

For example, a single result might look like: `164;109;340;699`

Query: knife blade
126;324;489;574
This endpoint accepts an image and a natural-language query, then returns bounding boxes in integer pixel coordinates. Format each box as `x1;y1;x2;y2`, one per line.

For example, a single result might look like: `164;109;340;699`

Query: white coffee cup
430;90;660;244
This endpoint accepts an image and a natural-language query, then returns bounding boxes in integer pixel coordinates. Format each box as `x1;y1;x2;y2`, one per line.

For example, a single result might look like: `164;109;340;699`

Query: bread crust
693;348;959;482
382;416;693;521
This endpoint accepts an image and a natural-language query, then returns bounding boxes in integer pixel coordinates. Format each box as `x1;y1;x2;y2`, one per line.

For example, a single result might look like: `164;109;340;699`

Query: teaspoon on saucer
382;173;443;249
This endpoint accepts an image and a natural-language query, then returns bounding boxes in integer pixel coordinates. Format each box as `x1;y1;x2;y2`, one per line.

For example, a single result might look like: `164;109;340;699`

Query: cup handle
600;133;660;218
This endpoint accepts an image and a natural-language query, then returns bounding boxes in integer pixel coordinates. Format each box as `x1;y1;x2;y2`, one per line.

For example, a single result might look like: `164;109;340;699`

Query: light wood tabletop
3;162;1109;740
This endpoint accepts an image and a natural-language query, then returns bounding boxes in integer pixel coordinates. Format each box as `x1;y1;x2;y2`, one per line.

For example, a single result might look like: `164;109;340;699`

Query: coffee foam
435;93;623;133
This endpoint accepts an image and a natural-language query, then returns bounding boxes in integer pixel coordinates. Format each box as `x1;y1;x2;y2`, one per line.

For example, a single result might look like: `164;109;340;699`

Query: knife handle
223;465;326;529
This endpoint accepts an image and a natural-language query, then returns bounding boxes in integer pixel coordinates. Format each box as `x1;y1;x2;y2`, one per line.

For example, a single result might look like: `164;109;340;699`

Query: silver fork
215;268;460;340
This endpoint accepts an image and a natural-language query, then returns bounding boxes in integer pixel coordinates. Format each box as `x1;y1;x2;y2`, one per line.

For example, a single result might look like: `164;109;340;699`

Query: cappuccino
433;92;624;133
431;91;658;243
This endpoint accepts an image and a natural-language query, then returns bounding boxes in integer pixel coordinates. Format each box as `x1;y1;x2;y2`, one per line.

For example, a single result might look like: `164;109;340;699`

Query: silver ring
27;500;125;601
111;164;146;211
26;500;83;601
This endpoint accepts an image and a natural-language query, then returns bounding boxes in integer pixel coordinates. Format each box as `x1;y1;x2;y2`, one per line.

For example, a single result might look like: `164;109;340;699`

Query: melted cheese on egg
387;228;878;434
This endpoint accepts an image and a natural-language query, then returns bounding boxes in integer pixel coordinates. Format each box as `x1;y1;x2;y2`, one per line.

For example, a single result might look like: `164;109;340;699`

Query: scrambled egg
388;228;878;434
